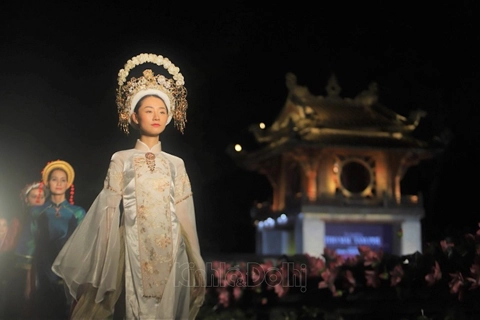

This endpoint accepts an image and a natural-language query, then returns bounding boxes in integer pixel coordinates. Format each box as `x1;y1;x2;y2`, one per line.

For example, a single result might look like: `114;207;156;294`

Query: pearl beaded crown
115;53;188;134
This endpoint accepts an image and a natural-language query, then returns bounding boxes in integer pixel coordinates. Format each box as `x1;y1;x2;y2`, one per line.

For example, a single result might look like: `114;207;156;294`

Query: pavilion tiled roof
228;73;440;164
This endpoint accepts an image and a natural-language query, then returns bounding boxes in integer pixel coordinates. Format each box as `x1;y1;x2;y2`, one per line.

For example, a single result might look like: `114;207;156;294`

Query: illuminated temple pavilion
227;73;443;257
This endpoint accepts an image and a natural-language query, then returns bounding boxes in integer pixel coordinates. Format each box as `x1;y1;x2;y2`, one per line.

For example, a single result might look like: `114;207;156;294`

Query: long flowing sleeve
52;153;124;303
174;160;206;318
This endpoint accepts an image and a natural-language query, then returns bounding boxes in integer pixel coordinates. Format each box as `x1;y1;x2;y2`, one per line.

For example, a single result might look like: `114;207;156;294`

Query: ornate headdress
116;53;188;135
41;160;76;204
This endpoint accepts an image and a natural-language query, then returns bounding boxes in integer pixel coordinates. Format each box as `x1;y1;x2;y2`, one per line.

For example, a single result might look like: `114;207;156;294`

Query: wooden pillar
258;156;283;212
288;148;323;203
395;151;422;203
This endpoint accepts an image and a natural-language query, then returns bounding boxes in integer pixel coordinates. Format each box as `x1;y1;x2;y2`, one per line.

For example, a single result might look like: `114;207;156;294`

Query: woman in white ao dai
52;53;206;320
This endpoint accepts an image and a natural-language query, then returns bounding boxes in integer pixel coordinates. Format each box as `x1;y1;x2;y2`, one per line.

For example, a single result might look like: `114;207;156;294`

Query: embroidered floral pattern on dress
156;233;172;248
176;193;193;204
174;168;192;203
133;153;173;298
145;152;156;172
142;261;154;274
137;205;147;222
104;162;124;194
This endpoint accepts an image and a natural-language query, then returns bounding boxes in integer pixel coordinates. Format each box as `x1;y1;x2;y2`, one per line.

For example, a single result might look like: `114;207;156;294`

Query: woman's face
0;218;8;235
132;96;169;136
48;169;69;196
25;187;46;206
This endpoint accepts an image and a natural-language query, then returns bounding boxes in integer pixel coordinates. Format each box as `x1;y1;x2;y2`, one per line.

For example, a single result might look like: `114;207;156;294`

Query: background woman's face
48;169;68;196
26;188;46;206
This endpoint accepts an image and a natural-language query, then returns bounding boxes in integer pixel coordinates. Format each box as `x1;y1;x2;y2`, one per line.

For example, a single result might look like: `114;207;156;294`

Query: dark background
0;1;478;254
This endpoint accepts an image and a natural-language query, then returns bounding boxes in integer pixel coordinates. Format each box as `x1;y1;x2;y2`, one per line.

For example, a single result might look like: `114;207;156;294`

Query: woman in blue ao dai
29;160;86;319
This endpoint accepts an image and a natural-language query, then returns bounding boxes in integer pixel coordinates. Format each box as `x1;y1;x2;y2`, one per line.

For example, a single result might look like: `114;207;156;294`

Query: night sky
0;2;479;254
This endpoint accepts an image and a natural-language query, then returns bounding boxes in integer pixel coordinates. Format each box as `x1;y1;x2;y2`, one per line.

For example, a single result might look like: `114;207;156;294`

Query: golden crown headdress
116;53;188;135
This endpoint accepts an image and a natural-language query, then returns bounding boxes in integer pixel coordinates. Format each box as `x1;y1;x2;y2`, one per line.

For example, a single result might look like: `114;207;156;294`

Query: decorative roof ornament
325;73;341;97
115;53;188;135
285;72;313;103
